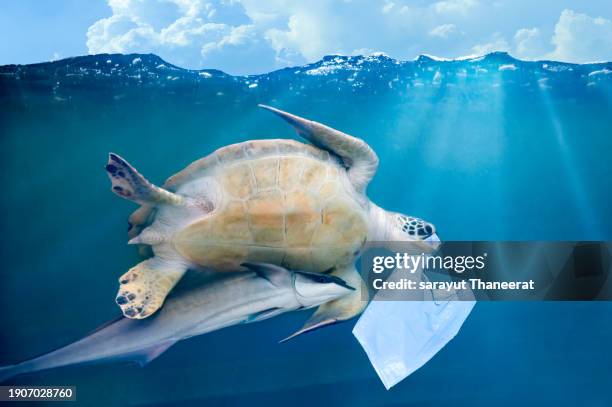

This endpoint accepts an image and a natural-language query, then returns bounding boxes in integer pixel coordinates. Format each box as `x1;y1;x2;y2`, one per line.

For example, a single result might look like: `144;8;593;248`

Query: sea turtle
106;105;437;338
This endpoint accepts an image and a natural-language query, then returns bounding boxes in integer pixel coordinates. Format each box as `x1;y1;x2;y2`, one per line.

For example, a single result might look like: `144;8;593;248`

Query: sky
1;0;611;74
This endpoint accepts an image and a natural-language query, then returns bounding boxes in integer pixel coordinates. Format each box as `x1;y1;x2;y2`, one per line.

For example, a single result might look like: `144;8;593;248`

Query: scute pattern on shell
173;141;368;273
126;139;341;244
165;139;338;191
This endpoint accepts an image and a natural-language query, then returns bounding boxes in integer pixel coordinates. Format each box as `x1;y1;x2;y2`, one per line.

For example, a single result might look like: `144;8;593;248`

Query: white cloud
432;0;478;15
265;12;332;62
514;28;547;59
86;0;273;72
85;2;612;74
471;33;510;55
87;0;484;72
429;24;458;39
247;1;438;66
381;1;395;14
201;24;256;55
547;9;612;63
511;10;612;62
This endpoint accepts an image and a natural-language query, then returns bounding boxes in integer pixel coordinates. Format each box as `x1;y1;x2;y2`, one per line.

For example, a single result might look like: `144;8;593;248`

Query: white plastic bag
353;236;475;389
353;298;474;389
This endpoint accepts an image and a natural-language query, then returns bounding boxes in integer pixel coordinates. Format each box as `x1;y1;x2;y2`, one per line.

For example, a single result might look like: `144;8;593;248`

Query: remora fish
0;263;354;382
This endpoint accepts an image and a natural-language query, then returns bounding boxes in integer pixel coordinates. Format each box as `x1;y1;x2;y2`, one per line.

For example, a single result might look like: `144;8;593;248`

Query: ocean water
0;52;611;405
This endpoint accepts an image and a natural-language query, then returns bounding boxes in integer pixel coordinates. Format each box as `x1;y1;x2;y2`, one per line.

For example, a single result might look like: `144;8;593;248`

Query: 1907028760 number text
1;386;76;401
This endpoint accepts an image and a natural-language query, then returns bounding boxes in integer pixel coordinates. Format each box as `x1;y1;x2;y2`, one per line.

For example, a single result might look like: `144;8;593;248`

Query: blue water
0;52;611;405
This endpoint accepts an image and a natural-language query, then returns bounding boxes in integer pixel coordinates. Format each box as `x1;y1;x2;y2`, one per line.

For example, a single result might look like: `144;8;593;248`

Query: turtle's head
368;204;438;245
390;213;436;241
372;210;439;255
293;271;355;308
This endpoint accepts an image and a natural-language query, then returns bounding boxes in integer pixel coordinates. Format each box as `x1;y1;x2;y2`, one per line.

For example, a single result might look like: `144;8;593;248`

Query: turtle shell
146;139;369;272
127;139;330;238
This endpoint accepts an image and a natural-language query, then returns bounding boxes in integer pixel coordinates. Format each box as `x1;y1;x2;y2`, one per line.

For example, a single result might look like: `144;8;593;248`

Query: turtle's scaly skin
171;139;368;272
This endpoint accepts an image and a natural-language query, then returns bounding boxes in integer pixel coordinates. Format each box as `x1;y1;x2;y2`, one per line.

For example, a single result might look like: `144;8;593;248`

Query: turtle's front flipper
281;265;367;342
259;105;379;193
105;153;185;206
116;258;187;319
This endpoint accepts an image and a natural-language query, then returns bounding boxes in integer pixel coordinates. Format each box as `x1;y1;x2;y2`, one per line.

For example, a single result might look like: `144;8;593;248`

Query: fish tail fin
0;364;20;383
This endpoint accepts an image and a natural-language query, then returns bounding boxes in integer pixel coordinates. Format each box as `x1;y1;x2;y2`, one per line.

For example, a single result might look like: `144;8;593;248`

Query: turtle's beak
425;233;441;250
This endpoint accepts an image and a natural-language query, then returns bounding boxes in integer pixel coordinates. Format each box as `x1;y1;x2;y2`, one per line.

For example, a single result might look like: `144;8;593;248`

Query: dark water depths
0;52;611;405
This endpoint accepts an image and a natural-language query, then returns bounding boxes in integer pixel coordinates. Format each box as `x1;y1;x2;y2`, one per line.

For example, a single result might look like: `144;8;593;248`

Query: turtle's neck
367;202;389;242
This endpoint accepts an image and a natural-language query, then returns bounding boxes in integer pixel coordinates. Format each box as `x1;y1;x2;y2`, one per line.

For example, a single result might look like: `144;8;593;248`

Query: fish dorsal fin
106;153;185;206
136;340;177;366
241;262;291;288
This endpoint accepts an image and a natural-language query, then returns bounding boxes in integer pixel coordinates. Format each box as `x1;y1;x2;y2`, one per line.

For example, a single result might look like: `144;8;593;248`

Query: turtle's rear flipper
281;266;367;342
116;258;187;319
259;105;379;192
105;153;184;206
